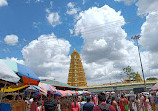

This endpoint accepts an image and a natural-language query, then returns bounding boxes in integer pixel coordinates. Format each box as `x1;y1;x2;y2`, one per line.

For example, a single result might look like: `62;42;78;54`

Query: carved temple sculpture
67;49;87;87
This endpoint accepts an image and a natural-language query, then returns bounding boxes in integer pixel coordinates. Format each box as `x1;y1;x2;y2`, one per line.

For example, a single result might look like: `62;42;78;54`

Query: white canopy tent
0;59;20;83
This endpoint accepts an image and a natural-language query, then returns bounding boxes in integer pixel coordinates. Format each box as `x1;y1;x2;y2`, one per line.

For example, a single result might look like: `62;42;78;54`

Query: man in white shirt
139;94;144;111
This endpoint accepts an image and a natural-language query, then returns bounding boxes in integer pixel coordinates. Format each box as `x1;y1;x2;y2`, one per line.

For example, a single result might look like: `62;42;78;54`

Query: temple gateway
67;49;87;87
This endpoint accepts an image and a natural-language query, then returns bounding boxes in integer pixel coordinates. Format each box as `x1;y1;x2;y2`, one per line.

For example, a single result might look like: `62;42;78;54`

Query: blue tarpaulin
0;103;11;111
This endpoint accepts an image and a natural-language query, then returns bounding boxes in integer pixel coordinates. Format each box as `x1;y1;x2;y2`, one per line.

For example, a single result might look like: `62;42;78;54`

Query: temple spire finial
74;48;76;52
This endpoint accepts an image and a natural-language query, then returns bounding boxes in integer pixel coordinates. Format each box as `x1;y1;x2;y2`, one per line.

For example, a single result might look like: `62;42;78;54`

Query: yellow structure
67;49;87;87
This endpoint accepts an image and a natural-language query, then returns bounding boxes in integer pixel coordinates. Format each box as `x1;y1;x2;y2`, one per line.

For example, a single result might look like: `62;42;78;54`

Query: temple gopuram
67;49;87;87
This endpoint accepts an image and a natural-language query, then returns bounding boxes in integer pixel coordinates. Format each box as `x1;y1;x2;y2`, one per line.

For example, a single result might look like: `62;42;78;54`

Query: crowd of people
27;91;158;111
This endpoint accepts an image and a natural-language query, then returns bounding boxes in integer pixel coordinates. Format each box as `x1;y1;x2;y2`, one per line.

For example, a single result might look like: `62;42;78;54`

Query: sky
0;0;158;85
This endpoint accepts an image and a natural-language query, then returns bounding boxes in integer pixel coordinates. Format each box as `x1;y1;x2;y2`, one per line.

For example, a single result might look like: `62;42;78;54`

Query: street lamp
131;35;146;90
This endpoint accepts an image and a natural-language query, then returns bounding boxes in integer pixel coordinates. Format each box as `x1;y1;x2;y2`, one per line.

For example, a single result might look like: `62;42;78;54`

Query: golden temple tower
67;49;87;87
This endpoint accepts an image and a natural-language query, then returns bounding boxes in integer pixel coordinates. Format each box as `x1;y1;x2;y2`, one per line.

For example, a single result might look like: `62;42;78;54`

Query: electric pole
131;35;146;90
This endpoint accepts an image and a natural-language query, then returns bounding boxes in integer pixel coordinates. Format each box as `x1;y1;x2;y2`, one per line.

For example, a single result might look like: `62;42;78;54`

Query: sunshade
38;83;57;96
0;83;28;92
150;83;158;91
65;91;72;96
72;91;79;95
26;85;40;92
83;91;91;94
111;91;115;94
33;92;42;97
66;90;76;95
2;59;40;85
57;90;67;97
0;59;20;83
55;92;62;97
78;91;84;95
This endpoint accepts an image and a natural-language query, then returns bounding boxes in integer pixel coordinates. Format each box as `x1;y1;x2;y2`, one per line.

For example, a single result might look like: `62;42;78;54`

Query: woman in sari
119;95;125;111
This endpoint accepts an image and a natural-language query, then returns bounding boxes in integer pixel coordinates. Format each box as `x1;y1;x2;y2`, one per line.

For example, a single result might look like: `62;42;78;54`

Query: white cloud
66;2;80;15
140;11;158;52
138;11;158;75
5;57;25;65
67;2;74;8
22;33;71;83
33;22;41;28
4;34;18;45
35;0;44;2
0;0;8;7
82;0;86;5
69;29;73;35
46;9;61;27
114;0;135;5
136;0;158;15
74;5;155;85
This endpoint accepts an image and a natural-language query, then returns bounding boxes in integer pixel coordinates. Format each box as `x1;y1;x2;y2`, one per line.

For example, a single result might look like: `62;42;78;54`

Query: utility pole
131;35;146;90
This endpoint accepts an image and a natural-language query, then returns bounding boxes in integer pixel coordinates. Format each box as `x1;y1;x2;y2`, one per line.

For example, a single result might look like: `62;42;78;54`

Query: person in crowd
15;95;22;100
60;97;72;111
128;97;134;111
115;94;120;104
150;93;156;111
123;96;129;111
154;93;158;111
139;94;144;111
134;96;140;111
44;92;57;111
119;95;125;111
36;101;45;111
79;98;86;111
143;95;151;111
70;96;80;111
111;97;118;111
107;95;112;104
30;97;38;111
83;96;94;111
93;92;115;111
93;95;97;106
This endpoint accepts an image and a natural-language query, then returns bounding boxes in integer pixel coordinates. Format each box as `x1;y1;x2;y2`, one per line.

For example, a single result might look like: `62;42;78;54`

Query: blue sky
0;0;145;59
1;0;158;85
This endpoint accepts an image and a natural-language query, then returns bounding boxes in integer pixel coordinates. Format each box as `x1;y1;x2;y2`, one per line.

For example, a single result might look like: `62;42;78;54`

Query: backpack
98;104;110;111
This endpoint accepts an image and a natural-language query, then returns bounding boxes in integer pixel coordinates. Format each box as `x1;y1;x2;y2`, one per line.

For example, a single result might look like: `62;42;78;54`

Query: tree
123;66;133;79
123;66;136;80
135;72;143;82
146;77;157;80
122;66;143;82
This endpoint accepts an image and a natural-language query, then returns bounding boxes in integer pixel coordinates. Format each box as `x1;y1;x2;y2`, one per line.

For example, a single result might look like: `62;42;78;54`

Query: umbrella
83;91;91;94
26;85;40;92
111;92;115;94
78;91;84;95
106;92;110;94
150;83;158;91
0;59;20;83
66;90;76;95
57;90;67;96
33;92;42;97
72;91;79;95
54;92;62;97
65;91;72;96
2;59;40;85
0;83;28;92
38;83;57;96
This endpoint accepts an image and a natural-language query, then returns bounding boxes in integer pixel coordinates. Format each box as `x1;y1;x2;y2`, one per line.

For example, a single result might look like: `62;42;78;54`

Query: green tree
146;77;157;80
123;66;135;80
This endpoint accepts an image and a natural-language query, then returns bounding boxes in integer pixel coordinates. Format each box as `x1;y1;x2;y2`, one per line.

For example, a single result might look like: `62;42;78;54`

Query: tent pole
0;81;7;103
